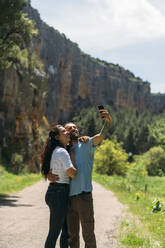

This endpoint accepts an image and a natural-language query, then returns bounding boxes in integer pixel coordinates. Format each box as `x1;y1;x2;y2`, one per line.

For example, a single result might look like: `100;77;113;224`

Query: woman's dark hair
41;125;63;178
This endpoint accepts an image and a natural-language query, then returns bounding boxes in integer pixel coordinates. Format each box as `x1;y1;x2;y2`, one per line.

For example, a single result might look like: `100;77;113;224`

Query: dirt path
0;180;125;248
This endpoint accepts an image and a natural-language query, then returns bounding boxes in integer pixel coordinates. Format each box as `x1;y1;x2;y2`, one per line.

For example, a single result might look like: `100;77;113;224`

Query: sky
31;0;165;93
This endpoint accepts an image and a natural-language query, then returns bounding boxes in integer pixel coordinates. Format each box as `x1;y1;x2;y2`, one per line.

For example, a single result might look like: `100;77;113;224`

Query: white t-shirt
50;146;73;184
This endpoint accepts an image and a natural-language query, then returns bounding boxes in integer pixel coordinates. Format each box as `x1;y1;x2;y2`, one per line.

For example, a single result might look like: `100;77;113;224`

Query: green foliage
72;107;102;136
149;112;165;149
29;82;38;89
128;77;142;82
11;153;24;174
0;0;38;70
72;107;165;158
138;146;165;176
126;161;148;191
121;234;144;246
94;138;130;176
118;218;159;248
0;0;27;22
152;199;163;213
11;153;23;164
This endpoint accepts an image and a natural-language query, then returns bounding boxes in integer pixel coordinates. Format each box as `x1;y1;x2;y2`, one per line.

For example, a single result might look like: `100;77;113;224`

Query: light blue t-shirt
69;137;96;196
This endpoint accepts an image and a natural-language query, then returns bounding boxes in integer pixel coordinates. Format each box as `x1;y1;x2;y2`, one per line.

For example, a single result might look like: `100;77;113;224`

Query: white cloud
48;0;165;51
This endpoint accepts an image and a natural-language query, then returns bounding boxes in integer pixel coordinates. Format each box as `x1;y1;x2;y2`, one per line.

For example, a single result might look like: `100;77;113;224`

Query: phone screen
98;105;105;119
98;105;104;110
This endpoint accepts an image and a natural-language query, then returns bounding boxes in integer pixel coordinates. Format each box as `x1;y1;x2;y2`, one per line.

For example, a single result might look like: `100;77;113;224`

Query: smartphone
98;105;104;110
98;105;105;119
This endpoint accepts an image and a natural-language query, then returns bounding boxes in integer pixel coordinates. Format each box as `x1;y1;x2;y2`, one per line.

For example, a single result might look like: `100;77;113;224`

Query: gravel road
0;180;125;248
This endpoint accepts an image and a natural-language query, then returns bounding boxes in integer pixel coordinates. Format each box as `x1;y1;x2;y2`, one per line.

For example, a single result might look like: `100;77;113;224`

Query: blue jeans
45;183;69;248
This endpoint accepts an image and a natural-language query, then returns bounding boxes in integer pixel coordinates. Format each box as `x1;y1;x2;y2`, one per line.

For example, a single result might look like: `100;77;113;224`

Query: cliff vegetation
0;0;46;173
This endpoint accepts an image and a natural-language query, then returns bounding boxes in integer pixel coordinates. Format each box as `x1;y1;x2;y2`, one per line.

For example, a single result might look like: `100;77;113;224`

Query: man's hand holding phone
98;105;112;124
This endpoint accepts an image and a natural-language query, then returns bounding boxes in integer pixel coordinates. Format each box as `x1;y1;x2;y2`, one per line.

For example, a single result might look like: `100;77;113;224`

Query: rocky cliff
26;2;165;125
0;66;45;172
150;93;165;113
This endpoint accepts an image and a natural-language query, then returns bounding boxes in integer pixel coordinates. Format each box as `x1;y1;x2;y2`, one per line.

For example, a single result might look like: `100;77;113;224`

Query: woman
41;124;77;248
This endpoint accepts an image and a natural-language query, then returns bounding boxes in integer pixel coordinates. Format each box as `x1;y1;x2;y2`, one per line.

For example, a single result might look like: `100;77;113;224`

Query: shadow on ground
0;194;33;207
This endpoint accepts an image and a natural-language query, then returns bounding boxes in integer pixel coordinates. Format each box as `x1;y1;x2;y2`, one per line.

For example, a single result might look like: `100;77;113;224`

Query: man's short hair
64;122;77;128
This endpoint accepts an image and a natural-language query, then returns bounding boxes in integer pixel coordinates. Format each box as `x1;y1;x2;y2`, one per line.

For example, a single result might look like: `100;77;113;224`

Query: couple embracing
41;108;112;248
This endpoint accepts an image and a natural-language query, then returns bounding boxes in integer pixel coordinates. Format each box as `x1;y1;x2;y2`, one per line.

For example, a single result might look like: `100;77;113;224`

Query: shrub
126;161;148;191
11;153;24;174
144;146;165;176
94;137;130;176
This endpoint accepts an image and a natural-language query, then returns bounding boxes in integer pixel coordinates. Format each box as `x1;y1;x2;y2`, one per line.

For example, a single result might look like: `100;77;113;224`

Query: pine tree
124;127;136;154
87;116;96;137
136;125;150;153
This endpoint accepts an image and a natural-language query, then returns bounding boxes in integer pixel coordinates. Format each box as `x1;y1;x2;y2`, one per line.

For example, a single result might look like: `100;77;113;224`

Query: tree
87;116;96;137
94;138;130;176
72;106;165;155
149;114;165;149
0;0;38;69
124;126;137;154
136;125;150;153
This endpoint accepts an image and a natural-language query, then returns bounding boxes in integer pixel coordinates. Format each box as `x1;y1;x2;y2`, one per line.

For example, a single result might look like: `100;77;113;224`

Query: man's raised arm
92;109;112;147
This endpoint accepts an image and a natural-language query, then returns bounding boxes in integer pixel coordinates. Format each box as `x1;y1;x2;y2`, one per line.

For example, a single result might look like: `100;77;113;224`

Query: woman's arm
66;150;77;178
60;148;77;179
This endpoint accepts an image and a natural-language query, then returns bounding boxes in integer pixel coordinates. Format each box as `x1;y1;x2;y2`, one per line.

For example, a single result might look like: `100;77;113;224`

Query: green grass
0;165;42;195
121;234;144;246
117;218;160;248
93;172;165;247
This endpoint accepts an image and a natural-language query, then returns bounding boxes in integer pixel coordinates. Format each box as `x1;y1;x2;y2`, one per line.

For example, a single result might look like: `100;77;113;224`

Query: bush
11;153;24;174
94;137;130;176
126;161;148;191
144;146;165;176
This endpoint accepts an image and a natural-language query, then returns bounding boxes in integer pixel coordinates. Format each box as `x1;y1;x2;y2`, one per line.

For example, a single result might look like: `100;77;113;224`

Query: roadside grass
117;215;162;248
93;172;165;247
0;165;42;196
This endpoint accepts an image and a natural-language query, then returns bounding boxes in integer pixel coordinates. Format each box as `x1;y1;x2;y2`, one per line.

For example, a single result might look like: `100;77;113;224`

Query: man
48;108;112;248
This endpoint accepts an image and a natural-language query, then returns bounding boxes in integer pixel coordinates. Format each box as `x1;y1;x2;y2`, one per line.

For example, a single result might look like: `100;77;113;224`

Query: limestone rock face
0;67;45;172
150;93;165;113
25;4;165;124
